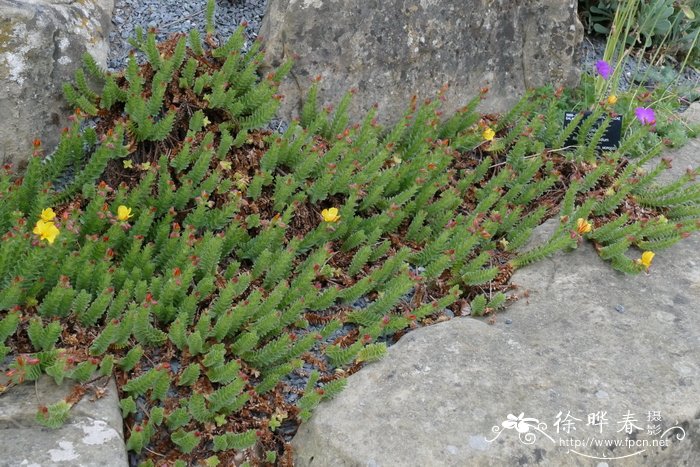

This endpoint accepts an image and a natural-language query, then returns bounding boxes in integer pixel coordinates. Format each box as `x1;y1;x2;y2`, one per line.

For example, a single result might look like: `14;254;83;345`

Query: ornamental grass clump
582;0;699;139
0;10;698;466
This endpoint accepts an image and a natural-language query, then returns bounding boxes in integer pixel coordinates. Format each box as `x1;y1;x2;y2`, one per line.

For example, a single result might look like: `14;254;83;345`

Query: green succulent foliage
126;426;147;453
178;362;202;386
171;429;201;454
119;345;144;372
36;401;73;429
166;407;191;430
27;318;62;351
470;294;488;316
120;396;137;418
212;429;257;452
355;343;387;363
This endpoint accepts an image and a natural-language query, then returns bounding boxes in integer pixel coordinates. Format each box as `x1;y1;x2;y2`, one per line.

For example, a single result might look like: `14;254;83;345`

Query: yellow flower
637;251;655;269
576;218;592;235
321;207;341;223
123;159;133;169
40;208;56;222
482;127;495;141
607;95;618;105
33;219;60;244
117;205;133;221
140;162;151;171
202;116;211;127
33;220;46;235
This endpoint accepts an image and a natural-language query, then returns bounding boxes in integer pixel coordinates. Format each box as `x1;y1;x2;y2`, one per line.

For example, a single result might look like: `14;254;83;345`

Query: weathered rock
291;134;700;465
0;374;127;467
0;0;114;168
260;0;583;127
292;232;700;466
681;101;700;125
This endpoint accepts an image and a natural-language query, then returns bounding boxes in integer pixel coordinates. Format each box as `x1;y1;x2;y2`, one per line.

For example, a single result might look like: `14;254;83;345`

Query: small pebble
445;445;459;455
168;359;180;373
504;318;512;325
614;304;625;313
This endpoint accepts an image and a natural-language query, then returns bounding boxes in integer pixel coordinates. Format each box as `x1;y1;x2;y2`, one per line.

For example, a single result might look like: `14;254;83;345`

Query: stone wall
260;0;583;126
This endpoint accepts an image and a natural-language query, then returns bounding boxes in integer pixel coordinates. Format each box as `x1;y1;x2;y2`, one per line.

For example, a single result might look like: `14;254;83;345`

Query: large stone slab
0;0;114;169
292;172;700;465
0;374;127;467
260;0;582;127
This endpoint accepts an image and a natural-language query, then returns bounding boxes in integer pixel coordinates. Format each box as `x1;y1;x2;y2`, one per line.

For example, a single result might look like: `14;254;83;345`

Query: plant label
564;111;622;152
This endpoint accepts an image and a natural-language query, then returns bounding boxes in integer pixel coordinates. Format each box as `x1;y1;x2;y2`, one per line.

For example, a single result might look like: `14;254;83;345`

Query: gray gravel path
108;0;268;71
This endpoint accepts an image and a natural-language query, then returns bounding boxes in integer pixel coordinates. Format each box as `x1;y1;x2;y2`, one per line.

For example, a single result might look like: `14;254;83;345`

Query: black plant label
564;111;622;152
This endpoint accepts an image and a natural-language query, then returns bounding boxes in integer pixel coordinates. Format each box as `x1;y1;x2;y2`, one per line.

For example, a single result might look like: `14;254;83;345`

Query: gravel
108;0;269;72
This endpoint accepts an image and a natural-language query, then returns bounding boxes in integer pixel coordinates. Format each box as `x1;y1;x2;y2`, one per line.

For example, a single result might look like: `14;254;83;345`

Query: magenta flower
635;107;656;126
595;60;613;80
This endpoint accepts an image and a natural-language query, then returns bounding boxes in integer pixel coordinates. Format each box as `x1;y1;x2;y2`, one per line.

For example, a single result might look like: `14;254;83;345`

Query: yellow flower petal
42;222;60;244
33;219;59;244
482;127;495;141
123;160;134;169
33;219;47;236
640;251;655;269
40;208;56;222
321;207;340;223
607;95;618;105
117;205;133;221
576;218;592;235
